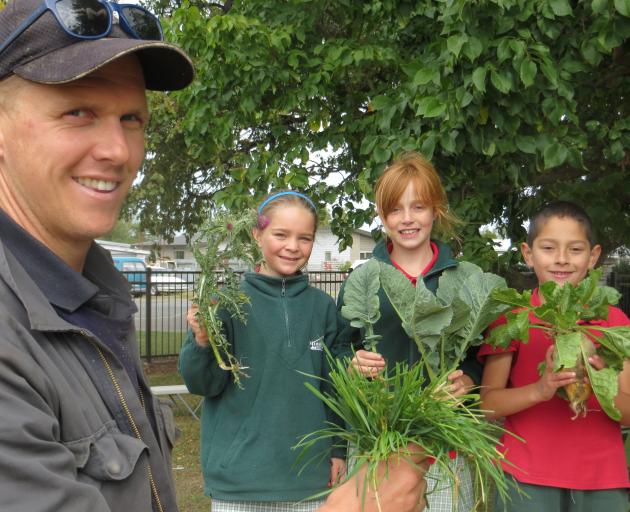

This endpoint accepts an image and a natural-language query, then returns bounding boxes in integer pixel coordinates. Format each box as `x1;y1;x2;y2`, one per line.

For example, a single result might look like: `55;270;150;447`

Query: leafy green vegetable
192;210;261;388
487;268;630;420
318;260;514;506
380;260;511;378
340;260;382;351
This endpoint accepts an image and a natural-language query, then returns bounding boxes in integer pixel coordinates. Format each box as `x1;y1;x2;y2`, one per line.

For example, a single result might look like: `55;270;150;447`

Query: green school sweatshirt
336;239;483;383
179;272;341;502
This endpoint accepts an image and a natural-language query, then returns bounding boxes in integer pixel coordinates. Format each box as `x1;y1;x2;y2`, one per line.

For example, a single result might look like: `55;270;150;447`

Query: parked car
113;256;147;295
147;267;191;295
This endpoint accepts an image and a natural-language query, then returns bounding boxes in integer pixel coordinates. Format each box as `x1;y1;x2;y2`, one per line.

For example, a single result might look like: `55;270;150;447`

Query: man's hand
318;446;428;512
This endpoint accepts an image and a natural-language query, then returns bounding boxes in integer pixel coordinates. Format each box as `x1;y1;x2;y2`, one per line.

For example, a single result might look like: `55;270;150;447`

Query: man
0;0;426;510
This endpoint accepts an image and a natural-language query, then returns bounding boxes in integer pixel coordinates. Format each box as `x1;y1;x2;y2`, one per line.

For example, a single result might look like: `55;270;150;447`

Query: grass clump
297;259;517;509
297;354;513;509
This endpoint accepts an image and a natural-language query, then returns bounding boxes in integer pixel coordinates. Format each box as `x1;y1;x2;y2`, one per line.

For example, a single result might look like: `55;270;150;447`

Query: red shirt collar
388;241;439;286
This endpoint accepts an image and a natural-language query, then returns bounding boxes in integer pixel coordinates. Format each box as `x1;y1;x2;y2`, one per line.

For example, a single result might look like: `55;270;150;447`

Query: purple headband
257;191;316;214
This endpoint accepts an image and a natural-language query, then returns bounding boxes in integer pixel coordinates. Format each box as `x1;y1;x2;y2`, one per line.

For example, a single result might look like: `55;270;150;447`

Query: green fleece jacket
336;239;483;383
179;272;340;502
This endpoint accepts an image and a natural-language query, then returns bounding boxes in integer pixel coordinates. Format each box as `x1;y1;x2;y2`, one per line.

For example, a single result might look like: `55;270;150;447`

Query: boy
479;201;630;511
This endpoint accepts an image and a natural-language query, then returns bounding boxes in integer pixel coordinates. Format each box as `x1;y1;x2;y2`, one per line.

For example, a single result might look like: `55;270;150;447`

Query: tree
101;219;144;245
133;0;630;270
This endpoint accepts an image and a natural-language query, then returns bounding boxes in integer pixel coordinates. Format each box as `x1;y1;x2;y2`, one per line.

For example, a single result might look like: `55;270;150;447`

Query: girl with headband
179;191;345;512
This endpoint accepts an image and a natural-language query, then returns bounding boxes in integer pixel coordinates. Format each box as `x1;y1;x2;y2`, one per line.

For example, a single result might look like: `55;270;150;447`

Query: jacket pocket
218;422;258;470
156;398;180;448
63;421;147;481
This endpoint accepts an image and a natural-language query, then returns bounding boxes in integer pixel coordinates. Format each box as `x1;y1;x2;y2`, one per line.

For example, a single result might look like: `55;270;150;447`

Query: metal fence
607;272;630;319
121;269;348;361
124;269;630;361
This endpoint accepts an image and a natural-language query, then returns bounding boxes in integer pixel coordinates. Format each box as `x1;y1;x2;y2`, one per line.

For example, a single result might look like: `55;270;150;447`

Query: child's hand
328;458;346;488
535;345;577;402
187;305;209;347
588;354;606;371
446;370;474;398
350;350;386;377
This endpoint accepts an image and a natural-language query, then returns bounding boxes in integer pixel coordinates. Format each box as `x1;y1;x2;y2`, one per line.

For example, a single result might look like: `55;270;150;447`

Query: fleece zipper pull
281;278;292;347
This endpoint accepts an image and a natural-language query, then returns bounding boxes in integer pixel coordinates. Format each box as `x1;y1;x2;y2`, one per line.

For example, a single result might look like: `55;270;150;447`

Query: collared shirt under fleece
0;210;179;512
178;272;343;502
478;288;630;491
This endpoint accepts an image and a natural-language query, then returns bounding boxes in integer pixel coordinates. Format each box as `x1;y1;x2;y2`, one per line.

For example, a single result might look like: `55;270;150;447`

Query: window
175;250;185;260
324;251;332;261
360;251;372;259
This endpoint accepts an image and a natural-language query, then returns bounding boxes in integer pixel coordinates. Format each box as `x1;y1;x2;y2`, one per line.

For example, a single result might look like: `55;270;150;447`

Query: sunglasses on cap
0;0;163;56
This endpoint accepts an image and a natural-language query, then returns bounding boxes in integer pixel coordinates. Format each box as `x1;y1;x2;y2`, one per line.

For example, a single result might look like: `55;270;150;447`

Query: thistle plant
192;209;261;388
298;259;516;510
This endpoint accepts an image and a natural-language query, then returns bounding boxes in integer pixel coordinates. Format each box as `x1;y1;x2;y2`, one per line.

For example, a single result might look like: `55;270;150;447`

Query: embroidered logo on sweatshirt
309;336;324;351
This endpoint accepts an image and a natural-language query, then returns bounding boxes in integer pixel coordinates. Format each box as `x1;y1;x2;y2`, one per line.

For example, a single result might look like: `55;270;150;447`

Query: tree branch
205;0;233;14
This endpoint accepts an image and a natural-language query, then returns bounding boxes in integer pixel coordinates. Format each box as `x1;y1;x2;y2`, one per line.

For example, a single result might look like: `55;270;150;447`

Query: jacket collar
244;271;310;298
372;238;458;277
0;209;134;330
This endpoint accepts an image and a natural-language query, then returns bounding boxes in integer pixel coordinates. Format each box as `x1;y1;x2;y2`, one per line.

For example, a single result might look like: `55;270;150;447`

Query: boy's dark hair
527;201;596;246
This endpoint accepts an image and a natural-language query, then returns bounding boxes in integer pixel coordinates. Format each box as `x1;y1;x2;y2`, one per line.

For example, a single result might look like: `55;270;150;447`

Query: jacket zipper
281;279;291;347
87;335;165;512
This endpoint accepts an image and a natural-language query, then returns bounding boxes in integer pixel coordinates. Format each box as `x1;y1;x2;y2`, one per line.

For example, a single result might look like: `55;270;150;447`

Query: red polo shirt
478;289;630;490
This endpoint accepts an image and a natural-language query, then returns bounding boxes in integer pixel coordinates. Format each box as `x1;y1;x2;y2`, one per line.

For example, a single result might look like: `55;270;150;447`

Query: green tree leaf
416;96;447;118
543;142;569;168
447;33;469;58
138;0;630;275
413;67;438;86
550;0;573;16
519;58;538;87
515;135;538;154
463;36;484;62
490;69;512;93
592;0;609;13
614;0;630;16
472;67;487;92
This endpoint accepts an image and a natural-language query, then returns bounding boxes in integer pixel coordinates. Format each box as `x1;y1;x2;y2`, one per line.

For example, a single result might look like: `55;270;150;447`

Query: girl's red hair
375;152;460;239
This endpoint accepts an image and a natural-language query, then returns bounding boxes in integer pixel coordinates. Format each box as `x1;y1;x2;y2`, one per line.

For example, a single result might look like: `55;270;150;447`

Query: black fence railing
120;269;349;361
607;272;630;319
120;269;198;362
122;269;630;361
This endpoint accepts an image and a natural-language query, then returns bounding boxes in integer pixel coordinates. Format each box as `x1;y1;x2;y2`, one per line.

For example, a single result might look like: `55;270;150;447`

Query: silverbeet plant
297;259;516;509
487;268;630;420
192;210;261;388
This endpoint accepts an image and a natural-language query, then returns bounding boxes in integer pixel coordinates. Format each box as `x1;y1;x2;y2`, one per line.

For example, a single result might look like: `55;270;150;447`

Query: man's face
0;56;148;260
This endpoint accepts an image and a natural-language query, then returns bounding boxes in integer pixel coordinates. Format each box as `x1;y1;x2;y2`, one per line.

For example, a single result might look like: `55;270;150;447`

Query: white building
132;228;377;272
309;227;376;270
96;239;150;259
